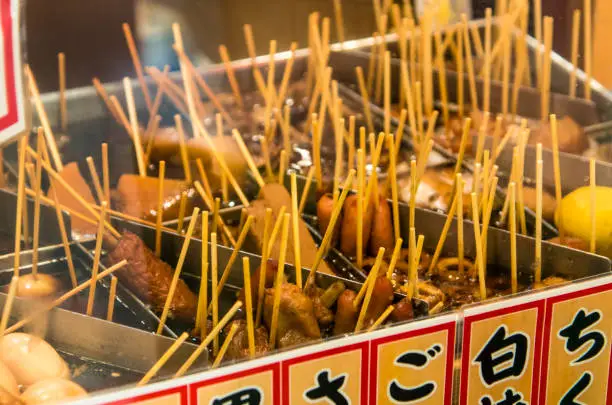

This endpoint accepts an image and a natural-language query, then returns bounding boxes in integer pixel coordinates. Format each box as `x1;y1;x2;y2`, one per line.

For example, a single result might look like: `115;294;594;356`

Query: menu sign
0;0;25;145
370;314;457;404
460;295;545;405
539;276;612;404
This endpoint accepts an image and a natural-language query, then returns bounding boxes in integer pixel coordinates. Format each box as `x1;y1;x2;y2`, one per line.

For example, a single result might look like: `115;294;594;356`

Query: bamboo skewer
509;183;517;294
31;132;44;278
138;332;189;386
25;66;63;171
196;212;209;339
0;277;18;335
13;138;27;278
85;157;105;205
410;233;424;298
214;216;255;301
483;8;492;114
428;192;459;274
388;135;400;242
535;144;543;283
218;45;244;109
298;167;315;215
306;170;355;287
541;17;553;121
212;323;239;368
232;130;265;188
109;95;136;139
242;256;255;357
501;16;511;115
122;23;152;111
590;158;596;253
155;161;166;257
92;78;122;125
174;115;192;183
400;61;418;143
26;147;119;241
457;27;465;118
123;77;146;177
174;301;242;378
385;238;403;280
367;305;394;331
156;208;201;335
461;16;479;112
107;277;118;322
211;232;219;355
5;260;128;335
256;209;272;327
471;193;487;300
50;184;77;288
86;202;107;316
383;51;391;135
569;10;581;99
355;247;386;332
266;206;287;258
433;32;449;128
357;150;365;269
290;173;303;289
278;150;287;185
355;67;374;134
101;143;110;205
584;0;592;100
534;0;542;87
269;213;290;348
457;174;465;273
333;0;345;44
58;53;67;132
550;114;564;242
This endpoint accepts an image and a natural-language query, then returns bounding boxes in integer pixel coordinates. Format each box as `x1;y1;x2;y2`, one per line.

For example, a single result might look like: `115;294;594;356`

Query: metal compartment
0;293;205;391
0;242;174;336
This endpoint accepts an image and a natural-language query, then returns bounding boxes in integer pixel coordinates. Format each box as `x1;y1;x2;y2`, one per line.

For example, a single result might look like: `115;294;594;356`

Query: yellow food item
556;186;612;256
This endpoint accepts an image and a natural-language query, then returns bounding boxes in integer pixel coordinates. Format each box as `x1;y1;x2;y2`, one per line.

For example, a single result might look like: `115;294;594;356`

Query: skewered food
15;274;61;299
333;290;359;335
21;378;87;405
47;162;98;236
263;283;321;348
0;333;69;386
246;184;333;274
0;361;18;399
223;320;270;361
556;186;612;256
106;231;198;321
113;175;193;222
339;194;374;257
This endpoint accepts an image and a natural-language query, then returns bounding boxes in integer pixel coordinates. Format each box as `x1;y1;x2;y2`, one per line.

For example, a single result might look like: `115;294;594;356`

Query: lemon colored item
556;186;612;256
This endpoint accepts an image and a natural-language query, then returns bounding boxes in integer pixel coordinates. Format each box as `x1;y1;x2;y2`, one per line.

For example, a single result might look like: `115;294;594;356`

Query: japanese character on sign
473;325;529;387
387;344;443;402
558;371;593;405
304;370;349;405
480;388;527;405
558;309;606;365
211;387;263;405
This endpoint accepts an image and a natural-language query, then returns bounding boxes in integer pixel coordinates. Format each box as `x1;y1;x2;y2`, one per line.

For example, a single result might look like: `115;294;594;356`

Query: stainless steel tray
0;241;175;336
0;293;205;392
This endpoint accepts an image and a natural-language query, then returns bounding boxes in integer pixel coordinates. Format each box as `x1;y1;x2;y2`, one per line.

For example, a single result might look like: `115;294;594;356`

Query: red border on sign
281;341;369;404
459;299;545;405
369;320;457;405
104;385;188;405
0;0;18;129
538;281;612;405
188;362;280;405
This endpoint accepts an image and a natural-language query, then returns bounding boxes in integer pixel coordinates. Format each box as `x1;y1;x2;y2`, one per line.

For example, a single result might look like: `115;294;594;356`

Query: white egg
0;333;69;386
21;378;86;405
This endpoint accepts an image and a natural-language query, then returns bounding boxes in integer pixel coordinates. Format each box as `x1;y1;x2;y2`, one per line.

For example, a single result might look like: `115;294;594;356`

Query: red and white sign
70;275;612;405
539;275;612;405
460;292;546;405
0;0;25;145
